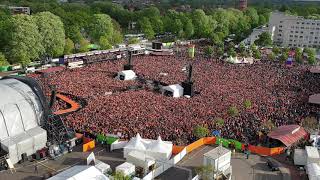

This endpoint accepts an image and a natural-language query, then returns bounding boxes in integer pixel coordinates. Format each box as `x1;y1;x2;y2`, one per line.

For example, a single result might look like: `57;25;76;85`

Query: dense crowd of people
29;53;320;145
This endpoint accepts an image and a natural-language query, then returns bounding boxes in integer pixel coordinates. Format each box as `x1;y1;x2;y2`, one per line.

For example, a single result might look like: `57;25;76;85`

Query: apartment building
269;12;320;48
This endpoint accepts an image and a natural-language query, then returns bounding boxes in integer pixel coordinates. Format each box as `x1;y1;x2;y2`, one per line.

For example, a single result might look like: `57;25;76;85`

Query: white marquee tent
48;166;109;180
123;134;173;161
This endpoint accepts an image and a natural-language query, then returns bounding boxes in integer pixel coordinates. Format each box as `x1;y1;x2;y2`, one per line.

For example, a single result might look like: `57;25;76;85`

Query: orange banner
83;140;95;152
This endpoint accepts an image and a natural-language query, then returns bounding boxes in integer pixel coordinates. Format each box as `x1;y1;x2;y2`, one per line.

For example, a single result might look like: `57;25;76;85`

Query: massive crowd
29;53;320;145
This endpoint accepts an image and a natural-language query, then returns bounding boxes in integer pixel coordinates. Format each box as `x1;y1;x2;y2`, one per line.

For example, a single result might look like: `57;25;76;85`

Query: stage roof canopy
309;94;320;105
267;125;307;147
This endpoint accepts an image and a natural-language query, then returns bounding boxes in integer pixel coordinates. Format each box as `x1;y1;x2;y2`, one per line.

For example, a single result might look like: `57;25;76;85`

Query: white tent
162;84;184;98
126;150;155;171
147;136;172;160
117;70;137;81
306;163;320;180
306;146;320;164
124;134;146;158
116;162;135;177
48;166;109;180
123;134;173;161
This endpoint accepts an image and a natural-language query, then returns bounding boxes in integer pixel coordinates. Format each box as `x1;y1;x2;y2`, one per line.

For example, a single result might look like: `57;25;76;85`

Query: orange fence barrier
83;140;95;152
172;136;284;157
54;94;81;115
248;145;285;156
172;146;185;154
203;137;216;145
186;138;204;153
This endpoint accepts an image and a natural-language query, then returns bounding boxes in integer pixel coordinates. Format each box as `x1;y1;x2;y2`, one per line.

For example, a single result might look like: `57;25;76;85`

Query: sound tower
182;64;194;97
124;51;133;70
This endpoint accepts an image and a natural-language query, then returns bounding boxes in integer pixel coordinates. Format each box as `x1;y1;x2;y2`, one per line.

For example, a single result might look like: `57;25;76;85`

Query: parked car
266;157;280;171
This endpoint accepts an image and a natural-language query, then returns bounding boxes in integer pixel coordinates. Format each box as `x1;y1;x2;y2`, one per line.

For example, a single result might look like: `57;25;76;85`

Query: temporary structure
123;134;173;161
117;70;137;81
162;84;184;98
0;78;47;164
148;136;173;160
48;165;109;180
306;146;320;164
116;162;135;177
124;134;146;158
203;146;231;174
95;160;111;174
293;149;307;166
306;163;320;180
126;150;155;172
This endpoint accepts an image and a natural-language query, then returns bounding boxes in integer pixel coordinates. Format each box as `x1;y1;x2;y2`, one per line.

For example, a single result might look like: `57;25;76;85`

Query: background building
269;12;320;48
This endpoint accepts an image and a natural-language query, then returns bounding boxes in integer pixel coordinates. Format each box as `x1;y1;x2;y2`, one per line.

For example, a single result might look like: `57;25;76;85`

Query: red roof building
267;125;308;147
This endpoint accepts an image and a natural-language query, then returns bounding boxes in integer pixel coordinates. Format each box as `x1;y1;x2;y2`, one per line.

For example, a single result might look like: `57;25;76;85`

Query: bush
228;106;239;117
128;37;139;44
193;125;209;139
0;53;9;66
267;52;275;61
215;117;225;127
243;99;252;109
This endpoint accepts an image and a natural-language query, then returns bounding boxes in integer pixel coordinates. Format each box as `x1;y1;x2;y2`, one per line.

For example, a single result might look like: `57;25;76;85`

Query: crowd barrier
54;93;81;115
83;139;95;152
173;136;285;156
110;140;128;151
96;134;118;145
142;147;187;180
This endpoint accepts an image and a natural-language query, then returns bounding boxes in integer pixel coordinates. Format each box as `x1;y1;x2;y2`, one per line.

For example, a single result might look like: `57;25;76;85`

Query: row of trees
0;8;123;66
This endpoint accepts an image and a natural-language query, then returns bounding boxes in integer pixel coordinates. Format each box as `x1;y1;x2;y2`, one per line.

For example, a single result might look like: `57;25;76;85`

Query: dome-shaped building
0;76;48;164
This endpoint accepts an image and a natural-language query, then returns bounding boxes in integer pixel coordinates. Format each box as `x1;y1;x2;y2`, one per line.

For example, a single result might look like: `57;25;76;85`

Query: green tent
0;66;9;72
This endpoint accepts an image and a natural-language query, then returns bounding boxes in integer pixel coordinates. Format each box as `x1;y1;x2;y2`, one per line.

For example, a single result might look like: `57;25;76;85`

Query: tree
113;171;130;180
204;46;214;58
254;32;272;47
99;34;112;50
244;8;259;28
109;30;123;45
34;12;65;58
268;52;276;61
214;117;225;127
138;17;155;40
253;49;262;59
262;119;275;131
244;99;252;109
0;52;8;66
305;48;317;65
228;48;237;57
78;38;90;53
272;46;281;56
302;117;318;133
88;14;114;42
128;37;139;44
3;15;44;66
184;18;194;39
228;106;239;117
64;38;74;55
195;165;214;180
239;42;246;57
295;48;303;64
193;125;209;139
279;51;289;62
